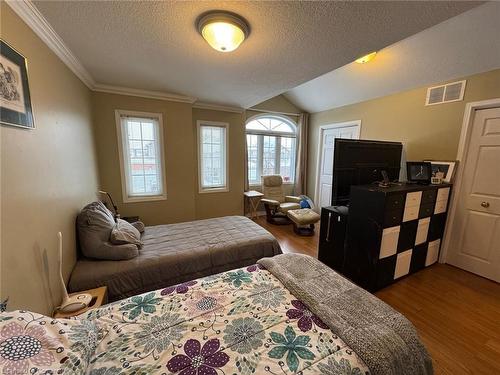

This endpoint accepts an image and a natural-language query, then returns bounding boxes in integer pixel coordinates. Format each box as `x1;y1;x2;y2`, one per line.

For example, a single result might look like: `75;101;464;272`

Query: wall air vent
425;80;466;106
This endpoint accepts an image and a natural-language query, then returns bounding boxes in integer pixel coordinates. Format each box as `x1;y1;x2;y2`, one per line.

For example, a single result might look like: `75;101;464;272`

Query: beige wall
92;93;196;225
193;109;245;219
247;95;302;118
246;95;302;129
1;4;100;314
307;68;500;198
92;93;306;223
92;95;250;223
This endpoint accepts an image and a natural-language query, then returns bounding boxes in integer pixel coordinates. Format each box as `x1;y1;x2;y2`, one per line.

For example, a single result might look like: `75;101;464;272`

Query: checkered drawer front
394;249;413;279
403;191;422;222
426;239;441;266
415;218;430;245
377;238;442;284
380;226;400;259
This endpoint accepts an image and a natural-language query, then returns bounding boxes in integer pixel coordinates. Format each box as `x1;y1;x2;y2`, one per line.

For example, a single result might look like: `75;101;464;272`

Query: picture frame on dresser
0;39;34;129
406;161;432;184
424;160;458;183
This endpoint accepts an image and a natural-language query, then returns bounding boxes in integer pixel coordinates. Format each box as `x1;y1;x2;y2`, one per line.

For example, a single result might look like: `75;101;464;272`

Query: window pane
280;137;296;183
274;122;294;133
200;125;226;189
145;175;159;193
143;140;155;158
143;158;157;174
211;128;221;143
130;159;144;176
122;115;164;197
131;175;145;194
128;122;141;140
262;136;276;176
258;119;270;130
129;140;142;158
246;117;295;133
141;122;154;140
270;119;293;133
246;134;259;184
246;120;267;131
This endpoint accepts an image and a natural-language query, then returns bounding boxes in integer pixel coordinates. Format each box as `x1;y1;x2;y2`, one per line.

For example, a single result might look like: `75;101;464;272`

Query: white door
447;107;500;282
316;123;360;209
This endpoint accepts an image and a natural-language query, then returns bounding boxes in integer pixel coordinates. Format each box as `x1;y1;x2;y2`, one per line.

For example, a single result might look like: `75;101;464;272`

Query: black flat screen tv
332;139;403;206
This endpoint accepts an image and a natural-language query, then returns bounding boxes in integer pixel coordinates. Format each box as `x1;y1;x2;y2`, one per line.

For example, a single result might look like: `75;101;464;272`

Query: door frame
314;120;361;211
440;98;500;262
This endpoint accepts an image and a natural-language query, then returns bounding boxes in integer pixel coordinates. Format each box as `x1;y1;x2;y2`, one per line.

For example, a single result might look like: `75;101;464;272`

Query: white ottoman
287;208;320;236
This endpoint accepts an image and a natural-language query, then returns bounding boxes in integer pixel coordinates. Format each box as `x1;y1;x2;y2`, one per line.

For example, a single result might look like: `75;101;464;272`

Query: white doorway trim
314;120;361;211
440;98;500;263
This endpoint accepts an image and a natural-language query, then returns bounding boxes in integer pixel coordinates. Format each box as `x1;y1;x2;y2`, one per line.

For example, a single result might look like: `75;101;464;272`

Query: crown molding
6;0;95;88
192;102;244;113
93;84;197;104
5;0;249;109
6;0;196;104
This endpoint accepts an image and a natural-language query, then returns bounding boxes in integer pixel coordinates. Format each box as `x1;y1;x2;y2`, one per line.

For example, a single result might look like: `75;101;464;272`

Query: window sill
199;187;229;194
123;194;167;203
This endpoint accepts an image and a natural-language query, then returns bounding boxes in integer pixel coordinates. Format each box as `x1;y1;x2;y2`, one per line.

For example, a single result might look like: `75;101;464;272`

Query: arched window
246;115;297;185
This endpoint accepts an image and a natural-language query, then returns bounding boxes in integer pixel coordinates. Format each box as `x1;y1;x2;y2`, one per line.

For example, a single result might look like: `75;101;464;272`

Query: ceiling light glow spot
355;51;377;64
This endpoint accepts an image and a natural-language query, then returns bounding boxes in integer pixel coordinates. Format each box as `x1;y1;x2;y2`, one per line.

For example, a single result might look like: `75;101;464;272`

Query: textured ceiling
33;1;480;108
285;2;500;113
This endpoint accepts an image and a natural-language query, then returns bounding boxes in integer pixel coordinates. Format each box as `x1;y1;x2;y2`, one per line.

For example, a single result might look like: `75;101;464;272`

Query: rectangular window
116;110;166;202
279;137;296;183
262;136;277;176
246;135;296;185
246;134;260;184
198;121;228;192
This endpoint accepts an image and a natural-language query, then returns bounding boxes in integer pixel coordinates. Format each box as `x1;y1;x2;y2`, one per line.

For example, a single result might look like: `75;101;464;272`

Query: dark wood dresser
319;183;452;291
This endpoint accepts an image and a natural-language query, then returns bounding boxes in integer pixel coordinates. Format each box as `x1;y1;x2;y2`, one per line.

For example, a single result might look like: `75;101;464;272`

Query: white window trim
245;114;297;186
115;109;167;203
197;120;229;194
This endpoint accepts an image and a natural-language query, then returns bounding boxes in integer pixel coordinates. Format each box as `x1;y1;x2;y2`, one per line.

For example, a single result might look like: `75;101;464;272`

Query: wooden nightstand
53;286;108;319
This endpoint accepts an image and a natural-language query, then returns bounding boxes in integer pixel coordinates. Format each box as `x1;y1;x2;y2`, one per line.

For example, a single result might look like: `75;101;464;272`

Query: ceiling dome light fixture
355;51;377;64
197;11;250;52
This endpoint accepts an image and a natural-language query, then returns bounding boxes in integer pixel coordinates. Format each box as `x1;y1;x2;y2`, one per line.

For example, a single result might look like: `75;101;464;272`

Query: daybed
70;215;282;301
0;254;432;375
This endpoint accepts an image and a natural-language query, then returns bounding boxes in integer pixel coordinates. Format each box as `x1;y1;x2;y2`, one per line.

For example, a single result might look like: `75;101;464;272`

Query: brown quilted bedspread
69;216;282;301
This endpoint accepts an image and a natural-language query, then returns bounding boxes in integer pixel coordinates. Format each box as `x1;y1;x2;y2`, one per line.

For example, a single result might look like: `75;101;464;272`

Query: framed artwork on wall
424;160;458;183
0;39;34;129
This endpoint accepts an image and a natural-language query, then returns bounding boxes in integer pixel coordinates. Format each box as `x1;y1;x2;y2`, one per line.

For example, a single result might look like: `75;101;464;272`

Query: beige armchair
261;175;302;225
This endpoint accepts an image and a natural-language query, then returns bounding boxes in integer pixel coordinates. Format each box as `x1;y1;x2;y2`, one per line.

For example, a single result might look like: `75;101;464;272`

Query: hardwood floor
254;216;500;375
254;216;319;258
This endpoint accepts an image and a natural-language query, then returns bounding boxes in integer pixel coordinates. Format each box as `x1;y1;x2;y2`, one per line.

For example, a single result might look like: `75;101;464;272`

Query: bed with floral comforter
0;263;369;375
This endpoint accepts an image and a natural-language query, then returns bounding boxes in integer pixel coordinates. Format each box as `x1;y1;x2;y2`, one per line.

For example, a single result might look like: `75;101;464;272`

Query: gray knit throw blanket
258;254;433;375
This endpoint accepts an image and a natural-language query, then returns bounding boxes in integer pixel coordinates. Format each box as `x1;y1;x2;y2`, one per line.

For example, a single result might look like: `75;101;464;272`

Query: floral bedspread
0;265;369;374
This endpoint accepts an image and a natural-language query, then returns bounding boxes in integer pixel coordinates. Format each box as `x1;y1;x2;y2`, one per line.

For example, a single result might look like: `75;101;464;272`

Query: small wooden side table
53;286;108;319
244;190;264;219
